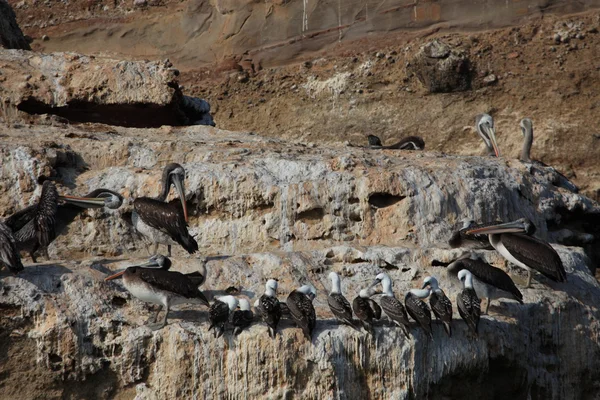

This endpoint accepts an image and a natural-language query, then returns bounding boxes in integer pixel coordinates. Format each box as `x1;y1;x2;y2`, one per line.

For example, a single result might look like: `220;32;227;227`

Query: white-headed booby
209;295;238;338
232;298;254;336
405;287;433;339
255;279;282;338
327;272;358;328
457;269;481;335
352;287;381;335
372;273;411;338
287;284;317;341
422;276;452;337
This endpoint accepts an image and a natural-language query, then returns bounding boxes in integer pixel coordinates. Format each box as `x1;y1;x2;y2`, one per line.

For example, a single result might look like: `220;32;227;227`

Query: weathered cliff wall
0;122;599;399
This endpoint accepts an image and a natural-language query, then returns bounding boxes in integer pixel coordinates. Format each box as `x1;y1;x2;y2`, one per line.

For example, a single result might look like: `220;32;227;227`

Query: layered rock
0;123;599;399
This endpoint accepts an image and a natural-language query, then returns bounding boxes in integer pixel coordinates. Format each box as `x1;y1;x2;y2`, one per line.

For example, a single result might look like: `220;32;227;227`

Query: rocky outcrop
0;123;599;398
0;51;214;127
408;40;472;93
0;0;30;50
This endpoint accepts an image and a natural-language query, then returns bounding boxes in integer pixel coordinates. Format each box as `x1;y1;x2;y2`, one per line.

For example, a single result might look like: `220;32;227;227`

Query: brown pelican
254;279;282;338
129;254;206;287
448;219;494;250
457;269;481;335
352;287;381;335
104;257;210;330
422;276;452;337
0;222;24;273
405;287;433;338
232;298;254;335
132;163;198;256
372;273;410;338
4;180;115;262
475;114;500;157
447;254;523;314
327;272;358;328
466;218;567;288
287;284;317;341
367;134;425;150
519;118;578;193
209;295;238;338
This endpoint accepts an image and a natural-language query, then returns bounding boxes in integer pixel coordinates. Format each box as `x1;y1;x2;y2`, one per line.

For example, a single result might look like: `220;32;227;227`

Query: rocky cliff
0;121;599;399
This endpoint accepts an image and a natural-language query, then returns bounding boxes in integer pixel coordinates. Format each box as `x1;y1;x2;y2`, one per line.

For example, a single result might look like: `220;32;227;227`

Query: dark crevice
297;207;325;221
368;193;405;209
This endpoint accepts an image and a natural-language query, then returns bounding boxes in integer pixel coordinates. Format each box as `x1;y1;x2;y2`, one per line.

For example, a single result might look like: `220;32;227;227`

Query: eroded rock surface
0;124;599;399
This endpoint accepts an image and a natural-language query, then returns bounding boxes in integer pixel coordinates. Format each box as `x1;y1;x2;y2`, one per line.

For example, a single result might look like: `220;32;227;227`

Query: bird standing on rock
232;298;254;336
422;276;453;337
287;284;317;341
457;269;481;336
371;273;411;338
209;295;239;338
405;287;433;339
255;279;282;338
352;286;381;335
475;114;500;157
327;272;359;329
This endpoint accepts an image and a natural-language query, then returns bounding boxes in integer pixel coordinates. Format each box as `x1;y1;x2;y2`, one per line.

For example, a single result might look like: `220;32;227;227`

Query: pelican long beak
482;125;500;157
59;195;107;208
466;220;526;235
105;270;126;281
172;175;189;223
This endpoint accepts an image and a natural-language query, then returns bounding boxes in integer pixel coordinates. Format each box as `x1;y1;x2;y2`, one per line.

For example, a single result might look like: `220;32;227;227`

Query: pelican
367;134;425;150
255;279;282;338
405;287;433;338
448;219;494;250
0;222;23;273
457;269;481;335
104;257;210;330
447;254;523;314
327;272;358;328
466;218;567;288
422;276;452;337
371;273;410;338
232;298;254;335
129;254;207;288
5;180;114;262
132;163;198;256
352;287;381;335
209;295;238;338
475;114;500;157
287;284;317;341
519;118;578;193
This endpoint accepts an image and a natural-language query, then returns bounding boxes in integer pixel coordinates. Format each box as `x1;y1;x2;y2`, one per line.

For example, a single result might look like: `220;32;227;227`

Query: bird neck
157;171;172;202
381;277;393;296
409;288;430;299
265;287;276;297
521;128;533;162
464;274;474;289
330;277;342;294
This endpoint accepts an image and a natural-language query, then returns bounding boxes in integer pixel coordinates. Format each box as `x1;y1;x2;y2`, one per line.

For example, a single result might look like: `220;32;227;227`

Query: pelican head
164;163;189;223
465;217;536;236
476;114;500;157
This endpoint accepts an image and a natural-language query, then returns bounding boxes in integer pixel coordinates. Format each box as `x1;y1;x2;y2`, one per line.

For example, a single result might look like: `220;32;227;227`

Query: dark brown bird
352;287;381;335
405;288;433;339
367;135;425;150
287;284;317;341
327;272;359;329
457;269;481;336
254;279;282;338
232;299;254;336
422;276;452;337
0;222;23;273
208;296;238;338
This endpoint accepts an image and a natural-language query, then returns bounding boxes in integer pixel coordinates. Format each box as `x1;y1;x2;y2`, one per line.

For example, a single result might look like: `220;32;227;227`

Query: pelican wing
4;205;36;233
459;258;523;301
0;223;24;273
134;197;198;253
501;233;566;282
35;181;59;247
137;268;208;305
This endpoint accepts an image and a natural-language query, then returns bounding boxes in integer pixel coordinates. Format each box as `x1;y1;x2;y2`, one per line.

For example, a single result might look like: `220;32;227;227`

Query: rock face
0;50;214;127
408;40;472;93
0;123;599;399
0;0;30;50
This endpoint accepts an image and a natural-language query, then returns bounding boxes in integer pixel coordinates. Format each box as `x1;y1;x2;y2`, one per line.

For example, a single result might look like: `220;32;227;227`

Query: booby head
238;298;251;311
408;287;431;299
476;113;500;157
296;284;317;301
165;163;189;223
372;272;393;295
217;295;239;311
458;269;474;288
265;278;278;297
422;276;440;290
367;134;383;146
328;272;342;294
465;218;536;236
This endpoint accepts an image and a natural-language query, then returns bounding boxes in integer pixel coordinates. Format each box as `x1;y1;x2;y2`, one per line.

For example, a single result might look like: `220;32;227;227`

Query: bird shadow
2;263;73;294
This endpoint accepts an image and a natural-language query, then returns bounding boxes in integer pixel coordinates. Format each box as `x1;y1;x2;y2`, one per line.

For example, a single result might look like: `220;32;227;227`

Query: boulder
408;39;472;93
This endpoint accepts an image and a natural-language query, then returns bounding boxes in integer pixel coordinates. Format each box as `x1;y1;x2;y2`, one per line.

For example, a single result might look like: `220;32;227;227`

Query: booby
448;219;494;250
0;222;24;273
352;287;381;335
209;295;238;338
519;118;578;193
466;218;567;288
104;257;210;330
5;182;120;262
405;287;433;338
254;279;282;338
232;298;254;336
327;272;358;328
457;269;481;335
371;273;411;338
422;276;452;337
287;284;317;341
475;114;500;157
132;163;198;256
447;254;523;314
367;134;425;150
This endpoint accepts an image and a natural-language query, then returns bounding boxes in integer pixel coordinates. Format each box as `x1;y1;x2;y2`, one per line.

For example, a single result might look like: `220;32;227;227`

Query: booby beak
421;282;429;289
466;220;527;235
369;278;381;288
105;270;126;281
172;174;189;223
59;195;107;208
483;124;500;157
